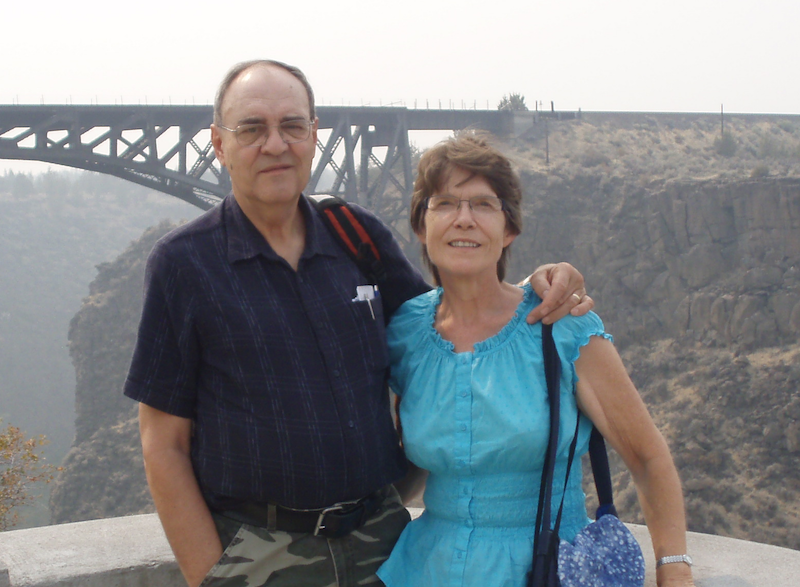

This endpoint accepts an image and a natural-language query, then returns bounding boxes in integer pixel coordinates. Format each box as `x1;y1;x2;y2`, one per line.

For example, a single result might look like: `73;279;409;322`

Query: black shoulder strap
530;323;564;586
531;325;620;586
308;194;387;284
590;426;618;518
533;323;561;554
538;324;618;527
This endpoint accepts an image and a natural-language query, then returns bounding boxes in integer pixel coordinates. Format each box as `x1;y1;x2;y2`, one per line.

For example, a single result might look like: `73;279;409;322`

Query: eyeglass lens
427;195;504;214
233;120;311;146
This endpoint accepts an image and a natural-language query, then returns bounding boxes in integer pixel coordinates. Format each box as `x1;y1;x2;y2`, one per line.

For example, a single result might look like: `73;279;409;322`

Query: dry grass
502;113;800;185
588;338;800;550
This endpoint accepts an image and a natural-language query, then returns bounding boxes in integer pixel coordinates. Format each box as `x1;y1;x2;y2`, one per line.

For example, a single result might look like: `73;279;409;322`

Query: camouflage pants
199;487;410;587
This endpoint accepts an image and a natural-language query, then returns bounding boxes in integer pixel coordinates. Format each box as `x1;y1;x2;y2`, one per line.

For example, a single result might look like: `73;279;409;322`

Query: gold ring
571;293;581;304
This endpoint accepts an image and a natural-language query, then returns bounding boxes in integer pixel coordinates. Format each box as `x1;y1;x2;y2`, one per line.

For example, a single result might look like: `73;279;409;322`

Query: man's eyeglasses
426;195;505;216
217;119;313;146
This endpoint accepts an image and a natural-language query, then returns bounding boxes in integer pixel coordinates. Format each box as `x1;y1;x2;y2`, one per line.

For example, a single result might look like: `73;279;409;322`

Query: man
124;60;591;587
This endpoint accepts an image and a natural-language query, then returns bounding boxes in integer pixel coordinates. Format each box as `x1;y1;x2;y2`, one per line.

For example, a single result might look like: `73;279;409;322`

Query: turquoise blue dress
377;284;611;587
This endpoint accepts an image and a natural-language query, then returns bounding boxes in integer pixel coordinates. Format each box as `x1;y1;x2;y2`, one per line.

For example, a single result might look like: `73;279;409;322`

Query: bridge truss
0;104;509;243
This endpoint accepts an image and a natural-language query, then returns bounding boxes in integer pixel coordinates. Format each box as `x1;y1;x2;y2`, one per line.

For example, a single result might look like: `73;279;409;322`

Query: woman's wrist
656;557;694;587
656;554;693;568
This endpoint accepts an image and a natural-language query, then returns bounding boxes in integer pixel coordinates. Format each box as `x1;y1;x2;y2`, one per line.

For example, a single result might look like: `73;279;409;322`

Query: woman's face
418;166;516;282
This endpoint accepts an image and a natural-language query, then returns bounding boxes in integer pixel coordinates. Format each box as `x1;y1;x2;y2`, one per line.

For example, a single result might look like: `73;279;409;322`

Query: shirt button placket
453;354;472;475
452;353;473;574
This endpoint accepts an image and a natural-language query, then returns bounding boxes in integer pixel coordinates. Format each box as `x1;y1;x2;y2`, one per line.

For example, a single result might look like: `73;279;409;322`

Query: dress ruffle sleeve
386;290;439;398
552;310;612;382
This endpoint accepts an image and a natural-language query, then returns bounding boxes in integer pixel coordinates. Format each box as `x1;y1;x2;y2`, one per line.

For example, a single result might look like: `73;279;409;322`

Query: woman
377;133;694;587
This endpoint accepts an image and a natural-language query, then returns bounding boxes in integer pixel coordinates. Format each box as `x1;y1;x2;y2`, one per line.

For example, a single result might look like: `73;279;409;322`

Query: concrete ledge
0;514;181;587
626;524;800;587
0;511;798;586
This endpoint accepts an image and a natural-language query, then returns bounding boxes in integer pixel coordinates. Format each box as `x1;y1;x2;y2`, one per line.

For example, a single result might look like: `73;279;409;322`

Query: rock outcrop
587;340;800;550
49;113;800;550
510;176;800;352
49;222;176;523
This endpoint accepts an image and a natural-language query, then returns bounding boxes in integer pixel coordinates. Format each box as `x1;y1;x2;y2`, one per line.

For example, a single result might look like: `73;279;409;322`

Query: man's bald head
213;59;315;125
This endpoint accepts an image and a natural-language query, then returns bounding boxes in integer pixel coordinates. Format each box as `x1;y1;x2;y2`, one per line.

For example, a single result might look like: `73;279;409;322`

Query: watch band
656;554;693;568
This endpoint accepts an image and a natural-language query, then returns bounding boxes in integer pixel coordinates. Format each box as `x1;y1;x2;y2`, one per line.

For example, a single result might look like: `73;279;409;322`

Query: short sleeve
386;291;437;398
552;311;612;367
123;240;200;418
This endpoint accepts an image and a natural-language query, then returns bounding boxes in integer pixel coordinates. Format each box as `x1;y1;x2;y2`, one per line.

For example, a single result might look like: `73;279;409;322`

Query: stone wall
1;512;799;587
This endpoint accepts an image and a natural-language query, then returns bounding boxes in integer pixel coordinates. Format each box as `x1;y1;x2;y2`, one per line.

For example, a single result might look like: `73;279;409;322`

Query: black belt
215;489;385;539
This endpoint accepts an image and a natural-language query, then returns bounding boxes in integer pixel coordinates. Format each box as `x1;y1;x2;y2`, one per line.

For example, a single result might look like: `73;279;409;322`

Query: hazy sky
2;0;798;173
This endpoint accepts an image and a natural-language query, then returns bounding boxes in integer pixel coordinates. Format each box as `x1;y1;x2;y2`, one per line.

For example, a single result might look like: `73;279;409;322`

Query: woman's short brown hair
410;132;523;285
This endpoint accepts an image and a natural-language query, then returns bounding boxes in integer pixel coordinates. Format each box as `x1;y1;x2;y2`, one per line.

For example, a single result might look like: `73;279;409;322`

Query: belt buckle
313;504;346;537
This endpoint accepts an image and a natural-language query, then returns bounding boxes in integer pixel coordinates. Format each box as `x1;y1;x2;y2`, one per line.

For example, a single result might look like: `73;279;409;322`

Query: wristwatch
656;554;693;568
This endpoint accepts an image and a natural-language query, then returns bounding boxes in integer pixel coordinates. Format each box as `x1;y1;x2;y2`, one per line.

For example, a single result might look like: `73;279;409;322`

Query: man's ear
310;117;319;162
210;124;226;168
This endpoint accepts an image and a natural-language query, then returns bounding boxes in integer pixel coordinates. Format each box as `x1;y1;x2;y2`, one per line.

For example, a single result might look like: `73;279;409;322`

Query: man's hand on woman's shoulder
523;263;594;324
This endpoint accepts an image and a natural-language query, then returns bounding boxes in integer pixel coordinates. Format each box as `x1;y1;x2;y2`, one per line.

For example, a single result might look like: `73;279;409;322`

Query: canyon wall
49;175;800;548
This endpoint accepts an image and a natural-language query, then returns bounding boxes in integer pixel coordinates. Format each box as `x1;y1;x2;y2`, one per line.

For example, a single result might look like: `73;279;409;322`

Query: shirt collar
225;193;343;264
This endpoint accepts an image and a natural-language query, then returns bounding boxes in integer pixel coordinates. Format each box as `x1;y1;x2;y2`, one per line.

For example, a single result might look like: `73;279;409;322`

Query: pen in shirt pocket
352;285;378;320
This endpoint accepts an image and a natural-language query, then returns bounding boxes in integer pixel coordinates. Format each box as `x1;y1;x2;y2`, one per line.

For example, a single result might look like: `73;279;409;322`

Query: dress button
457;552;463;559
348;420;355;428
332;369;340;377
460;424;467;432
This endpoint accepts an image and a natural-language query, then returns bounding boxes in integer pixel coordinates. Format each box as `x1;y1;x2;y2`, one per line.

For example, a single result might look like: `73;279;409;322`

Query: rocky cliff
509;176;800;351
615;340;800;549
49;112;800;551
49;222;175;523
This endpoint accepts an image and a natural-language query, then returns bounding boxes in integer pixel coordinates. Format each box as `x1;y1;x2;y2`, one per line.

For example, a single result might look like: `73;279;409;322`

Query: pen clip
352;285;377;320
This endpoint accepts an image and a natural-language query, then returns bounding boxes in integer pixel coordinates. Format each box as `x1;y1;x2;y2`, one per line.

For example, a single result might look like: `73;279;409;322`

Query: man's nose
259;128;288;155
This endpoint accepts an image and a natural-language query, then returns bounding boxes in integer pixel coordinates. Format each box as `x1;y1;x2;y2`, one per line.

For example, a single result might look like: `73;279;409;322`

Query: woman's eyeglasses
426;195;505;216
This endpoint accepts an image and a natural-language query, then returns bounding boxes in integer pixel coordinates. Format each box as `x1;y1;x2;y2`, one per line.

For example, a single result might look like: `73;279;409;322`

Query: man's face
211;65;318;213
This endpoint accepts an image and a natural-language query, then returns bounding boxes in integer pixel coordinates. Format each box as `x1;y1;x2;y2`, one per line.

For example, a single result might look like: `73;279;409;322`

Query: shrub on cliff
713;132;738;157
0;421;57;530
498;93;528;111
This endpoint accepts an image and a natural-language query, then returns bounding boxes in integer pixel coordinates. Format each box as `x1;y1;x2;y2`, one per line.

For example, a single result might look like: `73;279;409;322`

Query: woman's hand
523;262;594;324
659;579;696;587
657;562;695;587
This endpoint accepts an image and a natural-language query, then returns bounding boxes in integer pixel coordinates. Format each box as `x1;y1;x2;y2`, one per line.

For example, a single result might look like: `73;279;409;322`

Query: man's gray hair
213;59;316;125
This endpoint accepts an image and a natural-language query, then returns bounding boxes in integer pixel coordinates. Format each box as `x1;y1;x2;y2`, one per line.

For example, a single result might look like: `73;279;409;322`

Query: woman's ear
503;230;517;249
415;224;427;246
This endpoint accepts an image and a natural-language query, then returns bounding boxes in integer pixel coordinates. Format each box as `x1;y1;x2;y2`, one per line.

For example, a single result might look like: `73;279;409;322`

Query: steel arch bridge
0;104;520;242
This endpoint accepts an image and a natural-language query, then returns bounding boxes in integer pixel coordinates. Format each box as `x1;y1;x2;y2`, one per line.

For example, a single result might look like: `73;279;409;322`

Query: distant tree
0;420;57;531
713;132;737;157
497;93;529;112
0;171;35;197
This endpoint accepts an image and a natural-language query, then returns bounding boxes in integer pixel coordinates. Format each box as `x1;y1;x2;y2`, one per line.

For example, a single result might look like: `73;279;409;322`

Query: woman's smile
420;167;514;280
